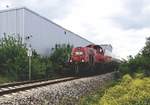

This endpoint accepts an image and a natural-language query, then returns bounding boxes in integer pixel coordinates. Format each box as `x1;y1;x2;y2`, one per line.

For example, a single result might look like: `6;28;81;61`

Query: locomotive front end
69;47;89;64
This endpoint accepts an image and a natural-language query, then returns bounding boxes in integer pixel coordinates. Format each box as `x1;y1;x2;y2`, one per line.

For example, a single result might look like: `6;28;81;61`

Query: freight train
68;44;119;75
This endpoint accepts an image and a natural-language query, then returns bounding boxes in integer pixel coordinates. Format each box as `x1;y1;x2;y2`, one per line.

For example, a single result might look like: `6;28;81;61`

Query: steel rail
0;77;79;96
0;79;45;88
0;76;67;88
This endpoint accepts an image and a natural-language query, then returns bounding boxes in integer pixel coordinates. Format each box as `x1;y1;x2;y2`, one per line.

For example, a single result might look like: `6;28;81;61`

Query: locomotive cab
87;45;105;62
68;44;115;75
69;47;89;63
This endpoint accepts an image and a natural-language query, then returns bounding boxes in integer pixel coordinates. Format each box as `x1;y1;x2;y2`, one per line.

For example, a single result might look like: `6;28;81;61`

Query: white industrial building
0;7;92;56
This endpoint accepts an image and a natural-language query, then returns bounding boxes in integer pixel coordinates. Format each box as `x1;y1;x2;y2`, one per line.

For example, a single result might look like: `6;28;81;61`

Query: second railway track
0;77;79;96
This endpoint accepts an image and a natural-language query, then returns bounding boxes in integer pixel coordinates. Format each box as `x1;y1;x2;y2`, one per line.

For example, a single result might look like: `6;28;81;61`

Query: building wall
0;8;24;37
0;7;92;56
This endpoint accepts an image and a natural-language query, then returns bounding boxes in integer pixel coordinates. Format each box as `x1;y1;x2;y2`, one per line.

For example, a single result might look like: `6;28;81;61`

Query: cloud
0;0;150;59
112;0;150;30
54;0;150;58
0;0;74;19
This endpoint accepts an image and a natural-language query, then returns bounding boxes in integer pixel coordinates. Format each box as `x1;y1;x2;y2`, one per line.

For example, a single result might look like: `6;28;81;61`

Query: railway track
0;77;79;96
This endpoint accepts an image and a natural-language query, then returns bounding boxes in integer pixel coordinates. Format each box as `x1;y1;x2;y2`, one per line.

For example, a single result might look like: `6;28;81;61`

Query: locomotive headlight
75;51;83;55
70;60;72;62
81;59;84;62
80;52;83;55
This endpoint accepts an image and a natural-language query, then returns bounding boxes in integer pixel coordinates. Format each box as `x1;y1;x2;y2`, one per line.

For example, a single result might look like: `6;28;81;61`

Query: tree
0;34;53;81
142;37;150;57
119;37;150;76
0;34;28;81
50;44;73;74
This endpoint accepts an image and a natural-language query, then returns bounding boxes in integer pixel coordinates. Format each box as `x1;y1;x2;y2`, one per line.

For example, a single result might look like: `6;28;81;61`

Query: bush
0;34;28;81
0;34;54;81
134;73;144;79
79;74;150;105
119;37;150;76
99;75;150;105
121;74;132;84
79;89;105;105
50;44;73;74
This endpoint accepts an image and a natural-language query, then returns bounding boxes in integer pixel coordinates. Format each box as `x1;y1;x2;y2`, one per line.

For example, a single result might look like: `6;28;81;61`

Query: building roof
0;7;94;44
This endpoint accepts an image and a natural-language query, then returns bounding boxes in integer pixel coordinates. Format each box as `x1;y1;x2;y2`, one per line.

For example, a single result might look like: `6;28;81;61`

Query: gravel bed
0;72;115;105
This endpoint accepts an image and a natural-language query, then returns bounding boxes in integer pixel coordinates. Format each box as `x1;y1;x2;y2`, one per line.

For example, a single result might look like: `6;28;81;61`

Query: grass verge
79;74;150;105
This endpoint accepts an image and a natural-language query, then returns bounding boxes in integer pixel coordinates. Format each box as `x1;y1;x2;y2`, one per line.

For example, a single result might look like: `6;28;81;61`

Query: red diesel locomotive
68;44;117;74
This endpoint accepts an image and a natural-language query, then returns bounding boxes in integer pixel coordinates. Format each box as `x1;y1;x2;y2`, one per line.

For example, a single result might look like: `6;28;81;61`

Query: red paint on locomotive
69;44;112;64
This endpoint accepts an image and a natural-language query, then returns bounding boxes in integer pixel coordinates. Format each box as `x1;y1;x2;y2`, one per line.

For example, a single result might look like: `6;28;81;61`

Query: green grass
0;75;12;84
79;88;105;105
79;74;150;105
79;81;117;105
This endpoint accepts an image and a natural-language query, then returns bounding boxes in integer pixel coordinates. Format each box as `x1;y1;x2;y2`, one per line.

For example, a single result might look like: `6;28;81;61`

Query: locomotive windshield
73;47;84;55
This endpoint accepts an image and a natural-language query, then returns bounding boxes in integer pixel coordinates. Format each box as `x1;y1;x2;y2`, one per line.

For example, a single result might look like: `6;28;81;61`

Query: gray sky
0;0;150;59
